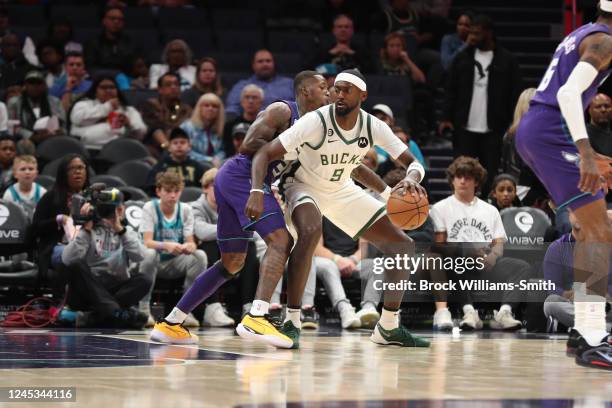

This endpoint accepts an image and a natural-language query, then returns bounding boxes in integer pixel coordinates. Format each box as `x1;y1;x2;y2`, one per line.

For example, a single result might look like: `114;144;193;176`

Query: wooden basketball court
0;326;610;407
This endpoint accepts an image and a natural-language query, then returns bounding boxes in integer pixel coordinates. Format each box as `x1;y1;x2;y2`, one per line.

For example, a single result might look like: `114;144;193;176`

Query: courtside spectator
116;55;150;91
140;171;207;327
488;173;521;211
69;76;146;151
225;49;293;117
2;155;46;220
150;39;196;91
181;58;224;108
222;84;263;157
141;73;192;159
440;14;522;196
49;52;92;112
180;93;225;167
32;154;90;277
428;156;526;331
315;63;338;88
8;71;65;152
85;7;136;71
440;11;473;70
313;14;373;73
146;127;205;194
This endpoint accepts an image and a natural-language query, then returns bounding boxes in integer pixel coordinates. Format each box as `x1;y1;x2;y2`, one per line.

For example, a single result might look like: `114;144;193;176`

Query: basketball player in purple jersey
515;1;612;370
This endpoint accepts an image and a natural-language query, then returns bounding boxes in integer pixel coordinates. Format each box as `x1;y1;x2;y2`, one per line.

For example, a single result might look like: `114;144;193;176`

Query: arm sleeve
278;111;323;153
371;118;409;160
557;61;599;142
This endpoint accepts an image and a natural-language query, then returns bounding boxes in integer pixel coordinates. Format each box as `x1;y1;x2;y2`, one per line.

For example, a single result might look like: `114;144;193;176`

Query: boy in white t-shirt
2;155;46;220
429;156;526;331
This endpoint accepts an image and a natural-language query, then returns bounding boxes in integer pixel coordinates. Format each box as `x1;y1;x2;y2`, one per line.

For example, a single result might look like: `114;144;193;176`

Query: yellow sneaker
150;321;198;344
236;313;293;349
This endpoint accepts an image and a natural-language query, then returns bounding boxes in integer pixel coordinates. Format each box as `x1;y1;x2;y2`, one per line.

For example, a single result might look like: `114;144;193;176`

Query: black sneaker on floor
113;308;148;329
566;329;581;356
301;307;319;330
575;337;612;370
567;329;612;356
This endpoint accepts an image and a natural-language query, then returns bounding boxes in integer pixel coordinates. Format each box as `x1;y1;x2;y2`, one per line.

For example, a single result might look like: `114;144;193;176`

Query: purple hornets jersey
532;23;611;110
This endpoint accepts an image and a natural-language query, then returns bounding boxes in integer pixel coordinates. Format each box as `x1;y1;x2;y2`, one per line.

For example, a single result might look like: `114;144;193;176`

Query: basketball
386;191;429;230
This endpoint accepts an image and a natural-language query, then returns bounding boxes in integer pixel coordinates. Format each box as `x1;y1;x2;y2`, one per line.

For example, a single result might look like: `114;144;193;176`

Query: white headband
335;72;367;91
602;0;612;12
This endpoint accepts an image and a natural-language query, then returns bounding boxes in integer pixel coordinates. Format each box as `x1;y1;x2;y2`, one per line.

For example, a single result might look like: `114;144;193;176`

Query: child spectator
146;127;205;195
488;173;521;211
139;171;207;327
2;155;46;220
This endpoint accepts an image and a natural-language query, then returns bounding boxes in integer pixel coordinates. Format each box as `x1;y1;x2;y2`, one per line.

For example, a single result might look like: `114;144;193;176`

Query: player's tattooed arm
580;33;612;71
350;165;387;193
239;102;292;156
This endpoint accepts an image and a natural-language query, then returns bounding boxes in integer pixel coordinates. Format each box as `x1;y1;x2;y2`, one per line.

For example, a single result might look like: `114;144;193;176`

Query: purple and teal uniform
515;23;612;210
213;100;299;253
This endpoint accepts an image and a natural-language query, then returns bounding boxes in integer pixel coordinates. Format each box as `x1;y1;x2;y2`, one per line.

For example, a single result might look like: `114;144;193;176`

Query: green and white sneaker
280;321;301;350
370;323;430;347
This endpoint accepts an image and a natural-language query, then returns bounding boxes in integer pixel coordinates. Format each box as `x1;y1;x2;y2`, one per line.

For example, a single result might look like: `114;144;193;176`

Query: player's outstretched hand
392;179;427;199
579;152;602;195
245;191;264;221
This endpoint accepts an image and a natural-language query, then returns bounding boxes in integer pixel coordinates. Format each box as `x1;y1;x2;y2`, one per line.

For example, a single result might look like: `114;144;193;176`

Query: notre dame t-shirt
429;195;507;243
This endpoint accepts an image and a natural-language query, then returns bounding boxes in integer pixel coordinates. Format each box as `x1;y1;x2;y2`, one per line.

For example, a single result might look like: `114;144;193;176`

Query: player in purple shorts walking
515;1;612;370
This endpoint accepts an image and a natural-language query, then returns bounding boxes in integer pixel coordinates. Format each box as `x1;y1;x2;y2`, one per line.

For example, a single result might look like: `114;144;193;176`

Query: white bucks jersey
278;104;407;192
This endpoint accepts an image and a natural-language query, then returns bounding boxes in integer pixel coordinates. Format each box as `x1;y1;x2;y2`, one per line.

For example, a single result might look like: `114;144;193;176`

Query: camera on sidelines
71;183;125;225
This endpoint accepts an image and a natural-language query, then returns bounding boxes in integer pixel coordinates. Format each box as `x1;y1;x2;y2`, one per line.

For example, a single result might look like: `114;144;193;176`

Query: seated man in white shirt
429;156;528;331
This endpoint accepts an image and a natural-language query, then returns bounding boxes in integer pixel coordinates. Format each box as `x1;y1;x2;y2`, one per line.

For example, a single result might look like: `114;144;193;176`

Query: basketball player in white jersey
244;69;430;347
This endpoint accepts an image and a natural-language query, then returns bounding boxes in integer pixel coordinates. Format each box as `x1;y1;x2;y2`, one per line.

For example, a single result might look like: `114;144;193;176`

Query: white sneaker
338;302;361;329
433;308;454;331
183;312;201;328
355;304;380;329
489;309;522;330
203;303;234;327
460;307;483;331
